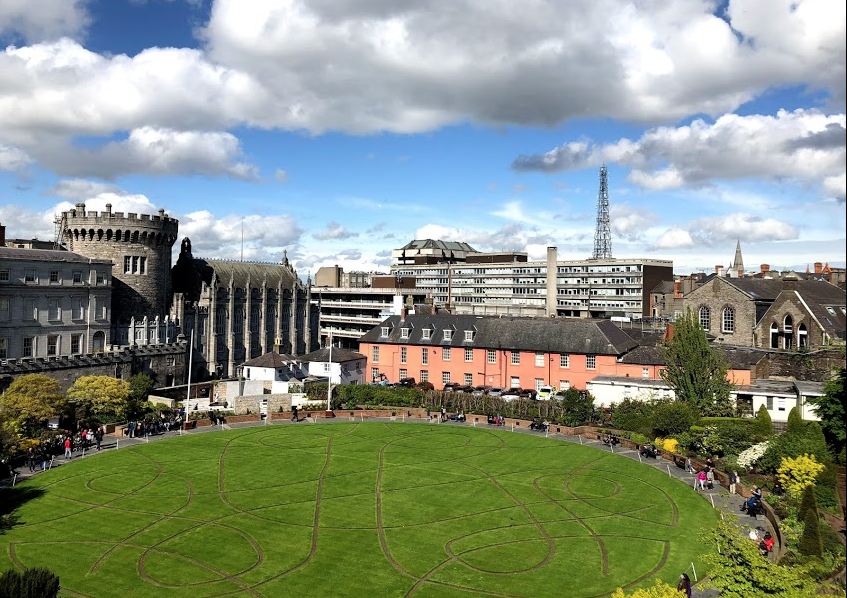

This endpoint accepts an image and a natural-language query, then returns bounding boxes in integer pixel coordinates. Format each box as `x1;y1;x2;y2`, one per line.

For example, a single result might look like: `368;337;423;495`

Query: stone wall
231;394;293;415
684;278;757;346
754;349;845;382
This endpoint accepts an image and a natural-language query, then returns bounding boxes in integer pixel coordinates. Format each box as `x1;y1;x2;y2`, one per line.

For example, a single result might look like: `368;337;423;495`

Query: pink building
358;314;639;391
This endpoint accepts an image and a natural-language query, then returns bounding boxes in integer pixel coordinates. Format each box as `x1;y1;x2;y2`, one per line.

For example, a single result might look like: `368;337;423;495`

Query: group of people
694;457;715;491
125;413;182;438
529;419;549;432
25;427;105;471
602;434;620;446
740;485;764;516
487;414;505;426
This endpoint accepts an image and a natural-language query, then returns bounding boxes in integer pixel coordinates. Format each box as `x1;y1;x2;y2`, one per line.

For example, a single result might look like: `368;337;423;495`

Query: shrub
758;422;832;473
652;401;699;437
798;483;817;521
798;506;823;557
736;441;769;471
610;398;654;436
698;418;756;456
21;567;60;598
786;406;804;435
610;579;685;597
777;454;825;496
753;405;773;440
0;569;22;597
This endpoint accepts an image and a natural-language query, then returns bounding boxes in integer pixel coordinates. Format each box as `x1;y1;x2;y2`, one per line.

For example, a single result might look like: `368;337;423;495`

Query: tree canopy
67;376;130;420
660;308;733;415
0;374;65;436
807;367;845;462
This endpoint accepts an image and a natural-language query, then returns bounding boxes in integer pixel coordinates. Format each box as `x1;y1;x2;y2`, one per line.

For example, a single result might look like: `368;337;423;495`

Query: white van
537;386;554;400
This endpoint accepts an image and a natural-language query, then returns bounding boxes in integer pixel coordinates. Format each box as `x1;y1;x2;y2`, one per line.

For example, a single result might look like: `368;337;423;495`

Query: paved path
3;415;772;596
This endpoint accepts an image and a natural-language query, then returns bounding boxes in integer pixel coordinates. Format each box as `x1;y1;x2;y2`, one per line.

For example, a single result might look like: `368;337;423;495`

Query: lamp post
326;331;333;413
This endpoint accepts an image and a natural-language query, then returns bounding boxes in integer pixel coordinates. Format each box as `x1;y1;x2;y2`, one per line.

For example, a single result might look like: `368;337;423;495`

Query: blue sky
0;0;844;276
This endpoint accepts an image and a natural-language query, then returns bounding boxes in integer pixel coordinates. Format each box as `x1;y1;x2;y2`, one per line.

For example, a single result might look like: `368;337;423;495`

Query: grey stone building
171;239;319;380
0;247;112;360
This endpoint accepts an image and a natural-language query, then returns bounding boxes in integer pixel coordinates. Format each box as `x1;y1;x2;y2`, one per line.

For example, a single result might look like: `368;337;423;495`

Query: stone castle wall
61;203;178;324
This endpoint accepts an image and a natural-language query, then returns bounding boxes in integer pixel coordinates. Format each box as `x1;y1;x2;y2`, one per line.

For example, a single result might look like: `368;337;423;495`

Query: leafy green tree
0;374;65;437
753;404;773;440
610;398;655;436
758;421;831;474
558;388;597;427
21;567;60;598
126;374;156;419
67;376;130;421
610;579;684;597
807;368;846;462
798;482;817;521
701;519;817;597
660;308;733;415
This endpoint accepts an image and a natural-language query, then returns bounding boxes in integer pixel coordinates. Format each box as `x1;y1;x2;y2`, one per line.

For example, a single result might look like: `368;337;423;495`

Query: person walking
27;447;36;472
677;573;692;598
685;457;693;474
729;470;738;495
697;469;707;491
64;437;72;460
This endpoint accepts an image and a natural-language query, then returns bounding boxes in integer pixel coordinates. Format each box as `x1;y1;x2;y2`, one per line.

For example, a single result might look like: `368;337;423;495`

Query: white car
487;388;504;397
537;386;554;400
501;388;521;401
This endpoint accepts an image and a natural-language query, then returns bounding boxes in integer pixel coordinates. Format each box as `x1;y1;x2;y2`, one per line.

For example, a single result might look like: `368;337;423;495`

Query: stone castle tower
60;203;179;326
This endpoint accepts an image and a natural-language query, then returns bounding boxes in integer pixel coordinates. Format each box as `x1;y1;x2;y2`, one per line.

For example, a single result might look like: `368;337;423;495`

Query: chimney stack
715;265;723;276
673;280;682;298
760;264;770;274
814;262;822;274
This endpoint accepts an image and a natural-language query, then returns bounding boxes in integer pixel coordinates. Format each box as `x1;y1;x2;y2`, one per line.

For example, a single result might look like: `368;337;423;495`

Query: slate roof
619;345;664;365
733;380;796;395
359;315;638;355
196;258;300;290
650;280;675;294
298;347;366;363
720;347;768;370
789;282;846;340
240;352;296;368
0;246;110;264
398;239;477;252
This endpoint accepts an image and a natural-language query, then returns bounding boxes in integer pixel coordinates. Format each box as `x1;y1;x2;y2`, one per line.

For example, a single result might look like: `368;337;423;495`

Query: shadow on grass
0;487;46;533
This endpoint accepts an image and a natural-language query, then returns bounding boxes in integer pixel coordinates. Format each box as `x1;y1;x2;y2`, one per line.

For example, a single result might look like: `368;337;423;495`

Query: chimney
400;305;407;321
431;303;437;316
0;222;5;247
673;280;682;299
715;265;723;275
814;262;822;274
760;264;769;274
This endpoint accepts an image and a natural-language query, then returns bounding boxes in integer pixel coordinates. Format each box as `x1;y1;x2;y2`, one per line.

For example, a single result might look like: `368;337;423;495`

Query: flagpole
185;328;194;424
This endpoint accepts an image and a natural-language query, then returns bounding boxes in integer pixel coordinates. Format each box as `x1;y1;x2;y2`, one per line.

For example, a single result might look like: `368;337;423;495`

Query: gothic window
798;323;808;348
698;306;710;330
722;307;735;333
250;307;260;333
234;308;243;334
216;310;226;334
770;322;779;348
783;315;793;350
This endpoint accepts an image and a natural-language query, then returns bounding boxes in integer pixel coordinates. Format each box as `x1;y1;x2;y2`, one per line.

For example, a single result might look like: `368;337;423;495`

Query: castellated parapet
61;202;179;325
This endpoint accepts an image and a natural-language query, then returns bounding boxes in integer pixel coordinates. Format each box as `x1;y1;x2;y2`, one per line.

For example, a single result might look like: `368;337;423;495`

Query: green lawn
1;423;719;597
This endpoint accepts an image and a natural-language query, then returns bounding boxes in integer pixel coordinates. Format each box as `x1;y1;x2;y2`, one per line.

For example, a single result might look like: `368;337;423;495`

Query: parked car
398;377;416;387
487;388;504;397
415;381;435;391
443;382;460;392
519;388;537;400
471;386;491;396
502;388;522;401
456;385;474;394
537;386;554;400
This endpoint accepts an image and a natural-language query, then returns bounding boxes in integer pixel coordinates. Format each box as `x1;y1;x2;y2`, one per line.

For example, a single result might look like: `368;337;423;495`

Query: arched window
798;323;808;348
769;322;779;348
722;307;735;333
783;315;793;350
699;306;711;330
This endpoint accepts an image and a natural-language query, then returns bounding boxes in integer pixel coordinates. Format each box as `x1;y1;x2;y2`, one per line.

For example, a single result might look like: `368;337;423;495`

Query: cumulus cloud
512;110;846;198
689;213;800;245
610;204;656;241
180;210;303;257
652;226;694;249
313;221;358;241
47;178;123;201
0;144;32;171
0;0;89;43
823;174;846;202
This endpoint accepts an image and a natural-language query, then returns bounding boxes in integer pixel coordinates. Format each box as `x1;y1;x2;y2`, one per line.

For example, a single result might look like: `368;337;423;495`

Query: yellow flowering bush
610;579;685;597
777;454;825;495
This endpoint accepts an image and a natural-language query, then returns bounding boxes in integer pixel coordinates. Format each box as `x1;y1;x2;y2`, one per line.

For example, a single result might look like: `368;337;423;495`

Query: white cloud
823;173;846;202
313;221;358;241
513;110;846;199
652;226;694;249
47;178;122;201
610;204;656;241
179;210;303;257
689;213;800;245
0;0;89;43
274;168;289;183
0;144;32;171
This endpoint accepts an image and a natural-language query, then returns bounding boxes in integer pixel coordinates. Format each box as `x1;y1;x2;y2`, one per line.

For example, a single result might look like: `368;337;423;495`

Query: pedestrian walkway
2;415;772;596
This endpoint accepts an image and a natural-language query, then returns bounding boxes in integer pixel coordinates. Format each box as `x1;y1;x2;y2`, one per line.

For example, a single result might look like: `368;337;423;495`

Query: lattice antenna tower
592;165;612;259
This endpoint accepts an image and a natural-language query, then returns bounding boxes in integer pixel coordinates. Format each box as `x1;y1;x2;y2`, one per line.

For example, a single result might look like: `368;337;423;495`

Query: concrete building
0;246;113;360
391;245;672;319
298;346;367;385
587;376;675;407
358;314;638;390
170;239;318;380
731;379;823;422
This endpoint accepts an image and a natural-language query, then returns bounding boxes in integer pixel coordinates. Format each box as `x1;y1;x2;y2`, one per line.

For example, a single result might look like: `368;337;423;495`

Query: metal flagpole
326;331;333;412
185;328;194;425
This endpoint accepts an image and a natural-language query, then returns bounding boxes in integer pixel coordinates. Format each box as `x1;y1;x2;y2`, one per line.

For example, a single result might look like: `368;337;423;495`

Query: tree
799;503;824;557
806;368;846;462
609;579;684;597
67;376;130;421
797;482;817;521
777;454;825;496
660;308;733;415
753;404;773;440
0;374;65;437
786;407;804;436
558;388;597;427
700;519;818;597
126;374;156;420
651;400;699;437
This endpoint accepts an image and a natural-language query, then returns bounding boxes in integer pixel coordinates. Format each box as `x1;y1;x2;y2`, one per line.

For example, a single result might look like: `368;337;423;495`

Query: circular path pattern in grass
1;423;719;597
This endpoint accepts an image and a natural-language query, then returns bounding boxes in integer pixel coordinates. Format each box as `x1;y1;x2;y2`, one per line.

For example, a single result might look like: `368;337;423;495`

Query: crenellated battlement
62;203;179;243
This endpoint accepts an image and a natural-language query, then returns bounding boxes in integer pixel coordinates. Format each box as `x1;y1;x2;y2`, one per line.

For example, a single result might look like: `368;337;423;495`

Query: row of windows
123;256;147;275
377;367;585;392
0;268;106;285
373;346;596;369
0;297;107;322
385;326;475;342
699;306;813;348
698;306;735;333
0;333;85;358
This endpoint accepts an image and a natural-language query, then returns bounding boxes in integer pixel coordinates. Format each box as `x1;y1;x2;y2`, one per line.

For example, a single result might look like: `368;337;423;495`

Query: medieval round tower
60;203;179;325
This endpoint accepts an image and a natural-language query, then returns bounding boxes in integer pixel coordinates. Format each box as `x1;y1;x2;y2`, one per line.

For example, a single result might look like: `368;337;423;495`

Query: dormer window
401;327;410;339
421;328;431;340
443;329;453;341
464;330;474;342
381;326;390;337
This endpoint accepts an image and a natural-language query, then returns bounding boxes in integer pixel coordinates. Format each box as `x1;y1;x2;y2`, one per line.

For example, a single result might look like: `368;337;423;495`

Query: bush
0;569;22;597
610;398;654;436
698;417;756;456
753;404;773;440
652;401;699;437
758;422;832;473
777;454;825;495
0;567;60;598
798;483;817;521
799;506;823;557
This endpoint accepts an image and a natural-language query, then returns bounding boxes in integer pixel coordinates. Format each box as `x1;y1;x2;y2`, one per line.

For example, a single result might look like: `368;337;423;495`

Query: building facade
391;245;672;319
358;314;638;390
0;247;112;360
171;238;319;380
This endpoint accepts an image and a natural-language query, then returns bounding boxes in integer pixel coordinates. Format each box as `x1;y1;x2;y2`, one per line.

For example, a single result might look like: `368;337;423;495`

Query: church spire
732;239;744;277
